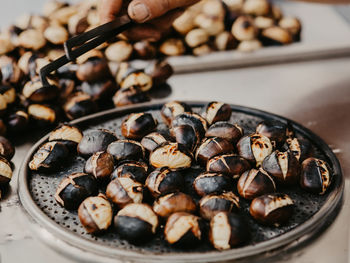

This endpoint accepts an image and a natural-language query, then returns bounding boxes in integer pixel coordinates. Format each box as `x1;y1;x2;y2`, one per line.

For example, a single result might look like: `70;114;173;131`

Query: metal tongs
39;15;133;87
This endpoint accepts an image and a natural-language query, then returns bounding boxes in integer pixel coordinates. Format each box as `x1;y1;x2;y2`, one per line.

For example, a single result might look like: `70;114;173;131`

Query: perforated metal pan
18;102;344;263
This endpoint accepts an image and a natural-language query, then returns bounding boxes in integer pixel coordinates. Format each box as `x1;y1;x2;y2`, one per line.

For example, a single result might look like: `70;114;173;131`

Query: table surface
0;1;350;263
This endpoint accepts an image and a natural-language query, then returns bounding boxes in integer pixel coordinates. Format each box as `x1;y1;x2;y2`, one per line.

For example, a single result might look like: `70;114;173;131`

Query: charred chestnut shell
22;78;59;102
172;113;208;139
300;157;332;195
262;150;300;185
0;136;15;161
77;129;117;159
193;172;234;196
145;60;173;86
114;203;159;244
206;122;244;144
84;151;114;181
171;124;200;153
111;161;148;183
121;112;157;140
141;132;168;152
283;137;313;162
209;212;250;250
164;212;204;247
250;193;294;226
7;110;29;133
200;102;232;125
79;79;117;102
119;70;153;92
0;156;13;185
76;57;111;83
207;154;251;178
48;124;83;150
112;86;150;107
145;167;184;198
28;104;56;126
199;192;240;220
63;92;97;120
107;139;145;162
237;168;276;200
256;120;287;148
55;172;97;210
153;192;196;218
161;101;192;126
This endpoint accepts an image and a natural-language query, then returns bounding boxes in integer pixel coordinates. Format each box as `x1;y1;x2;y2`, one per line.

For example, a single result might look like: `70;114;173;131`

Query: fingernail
129;3;150;22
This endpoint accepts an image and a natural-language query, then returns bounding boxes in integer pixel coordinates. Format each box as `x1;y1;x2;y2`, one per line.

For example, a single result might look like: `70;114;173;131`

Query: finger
123;24;162;41
149;8;184;31
128;0;199;23
99;0;123;24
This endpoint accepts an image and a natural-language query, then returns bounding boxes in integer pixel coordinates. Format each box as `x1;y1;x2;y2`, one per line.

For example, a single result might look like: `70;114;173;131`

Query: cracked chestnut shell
300;157;332;195
153;192;196;218
283;137;313;162
29;141;69;171
145;167;184;198
77;129;117;159
199;192;240;220
207;154;251;178
237;133;273;167
172;113;208;139
114;203;159;244
250;193;294;226
48;124;83;150
161;101;192;126
119;69;153;92
55;172;98;210
195;137;234;166
0;156;12;185
121;112;157;140
209;212;250;250
171;124;200;153
237;168;276;200
23;77;59;102
78;195;113;234
193;172;234;197
256;120;287;148
76;56;111;83
149;142;192;170
107;139;145;162
106;177;143;208
0;136;14;161
112;86;150;107
141;132;168;152
27;104;56;126
79;79;117;102
206;122;244;144
164;212;204;247
200;102;232;125
63;92;97;120
261;27;293;46
111;160;148;183
262;150;300;185
85;151;114;181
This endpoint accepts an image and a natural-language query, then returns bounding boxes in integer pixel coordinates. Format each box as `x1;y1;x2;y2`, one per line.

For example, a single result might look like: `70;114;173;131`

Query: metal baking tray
18;102;344;263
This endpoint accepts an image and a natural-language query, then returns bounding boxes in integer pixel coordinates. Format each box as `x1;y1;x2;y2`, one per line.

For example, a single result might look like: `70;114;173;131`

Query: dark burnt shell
283;137;313;162
193;172;234;196
153;192;196;217
63;92;97;120
205;121;243;144
201;102;232;125
133;40;157;60
76;57;111;83
172;113;208;139
22;78;59;102
7;110;29;133
121;112;157;140
107;139;145;162
144;59;174;86
111;160;148;183
0;156;12;185
171;124;200;153
27;104;57;126
119;70;153;92
112;86;150;107
206;154;251;178
48;124;83;150
79;79;117;101
141;132;168;152
161;101;192;126
256;120;287;148
84;151;115;181
0;136;15;161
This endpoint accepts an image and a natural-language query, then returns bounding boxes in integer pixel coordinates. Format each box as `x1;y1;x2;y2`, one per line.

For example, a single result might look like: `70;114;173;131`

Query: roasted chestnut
141;132;168;152
172;113;207;139
159;38;186;56
144;60;173;86
205;122;243;144
55;172;97;210
262;150;300;185
78;194;113;234
76;54;111;83
77;129;117;159
250;193;294;226
149;142;192;169
112;86;150;107
200;102;232;125
164;212;204;246
106;177;143;208
85;151;114;181
48;124;83;150
283;137;313;162
254;16;274;29
261;27;292;46
105;41;133;62
0;94;8;116
18;29;46;50
0;35;15;56
256;120;287;148
44;25;69;45
207;154;251;178
68;14;89;35
209;212;250;250
199;192;240;220
111;161;148;183
279;17;302;41
153;192;196;217
0;119;6;136
300;157;332;195
0;156;12;185
23;77;59;102
185;28;209;48
7;110;29;133
231;16;257;41
28;104;56;125
237;168;276;199
195;137;234;166
161;101;192;126
193;172;234;196
242;0;270;16
121;112;157;140
107;139;145;162
29;141;69;171
194;14;225;36
63;92;97;120
119;69;153;92
171;124;200;153
0;86;15;108
1;62;23;86
237;133;273;166
0;136;15;161
237;39;262;52
146;167;184;198
133;40;157;60
79;79;117;102
172;10;195;35
114;203;159;243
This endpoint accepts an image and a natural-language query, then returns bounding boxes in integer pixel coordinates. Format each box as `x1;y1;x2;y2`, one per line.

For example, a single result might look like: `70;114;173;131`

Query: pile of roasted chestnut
28;101;332;250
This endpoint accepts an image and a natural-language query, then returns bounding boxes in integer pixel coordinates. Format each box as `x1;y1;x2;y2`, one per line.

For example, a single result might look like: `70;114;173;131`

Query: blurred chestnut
63;92;97;120
134;40;157;60
242;0;270;16
0;35;15;56
7;110;29;133
284;137;313;162
261;27;292;46
44;25;69;45
201;102;232;125
0;119;6;136
215;31;237;51
141;132;168;152
0;156;12;185
79;79;117;102
119;70;153;92
207;154;251;178
1;62;23;85
0;85;15;106
23;77;59;102
27;104;56;125
194;14;225;36
193;172;234;196
206;122;243;144
18;29;46;50
254;16;274;30
153;192;196;217
105;41;133;62
159;38;186;56
144;60;174;86
111;160;148;183
112;86;150;107
171;124;200;153
121;112;157;140
48;124;83;150
85;151;114;181
161;101;192;126
231;16;257;41
185;28;209;48
0;136;15;161
256;120;287;148
107;139;145;162
76;55;111;83
279;17;302;42
237;39;262;52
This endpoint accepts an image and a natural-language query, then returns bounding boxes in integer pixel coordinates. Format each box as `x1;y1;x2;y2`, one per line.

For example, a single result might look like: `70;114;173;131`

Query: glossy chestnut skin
29;141;69;171
0;156;12;185
193;172;234;197
209;212;250;250
250;193;294;226
256;120;287;148
171;124;200;153
195;137;234;166
207;154;251;178
172;113;208;139
237;168;276;200
55;172;98;210
145;60;173;86
161;101;192;126
164;212;204;247
106;177;143;208
7;110;29;133
48;124;83;150
112;86;150;107
111;160;148;183
22;78;59;102
0;136;15;161
283;137;313;162
63;92;97;120
84;151;114;181
121;112;157;140
114;203;159;244
262;150;300;185
153;192;196;217
205;122;243;144
149;142;192;170
77;129;117;159
107;139;145;162
146;167;184;198
78;195;113;234
79;79;117;102
200;102;232;125
76;57;111;83
237;133;273;167
141;132;168;152
300;158;332;195
199;192;240;220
